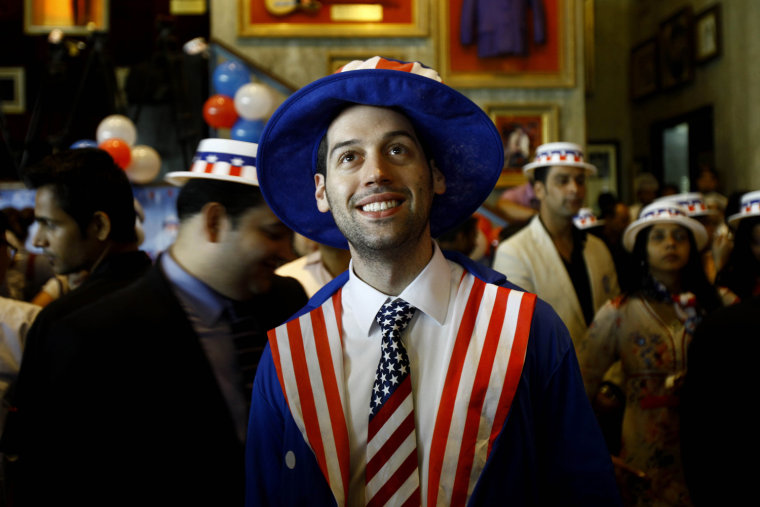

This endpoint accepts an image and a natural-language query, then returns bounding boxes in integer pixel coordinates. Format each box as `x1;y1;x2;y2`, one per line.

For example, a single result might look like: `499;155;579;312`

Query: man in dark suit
1;148;151;501
4;139;307;506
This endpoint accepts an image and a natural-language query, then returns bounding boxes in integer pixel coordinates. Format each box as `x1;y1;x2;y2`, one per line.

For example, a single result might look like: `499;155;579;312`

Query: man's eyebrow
329;139;358;160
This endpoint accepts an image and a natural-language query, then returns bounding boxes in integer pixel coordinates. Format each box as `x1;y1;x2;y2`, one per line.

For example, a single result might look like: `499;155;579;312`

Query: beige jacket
493;215;619;345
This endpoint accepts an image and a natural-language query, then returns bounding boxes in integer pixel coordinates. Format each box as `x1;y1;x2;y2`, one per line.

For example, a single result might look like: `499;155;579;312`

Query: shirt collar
344;243;451;337
161;251;228;326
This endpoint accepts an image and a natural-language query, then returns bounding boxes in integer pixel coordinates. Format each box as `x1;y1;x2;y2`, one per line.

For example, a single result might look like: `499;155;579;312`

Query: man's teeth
362;200;398;212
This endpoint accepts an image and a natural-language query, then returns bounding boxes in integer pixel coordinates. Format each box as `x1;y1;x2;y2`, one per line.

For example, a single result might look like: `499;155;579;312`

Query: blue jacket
246;253;620;506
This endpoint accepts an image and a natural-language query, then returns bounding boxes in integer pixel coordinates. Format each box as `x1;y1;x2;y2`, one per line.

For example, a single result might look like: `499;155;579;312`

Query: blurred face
217;204;294;296
646;223;691;278
315;105;446;256
33;186;102;275
608;203;631;236
536;165;586;219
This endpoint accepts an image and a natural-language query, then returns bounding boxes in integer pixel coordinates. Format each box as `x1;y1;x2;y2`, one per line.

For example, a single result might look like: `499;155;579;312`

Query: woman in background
579;201;724;507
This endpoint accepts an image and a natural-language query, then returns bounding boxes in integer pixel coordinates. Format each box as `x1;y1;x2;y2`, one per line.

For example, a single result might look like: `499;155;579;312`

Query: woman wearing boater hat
716;190;760;300
578;200;725;506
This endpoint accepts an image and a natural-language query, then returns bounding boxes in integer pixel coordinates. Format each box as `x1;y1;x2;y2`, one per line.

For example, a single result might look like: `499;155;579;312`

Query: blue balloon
231;118;265;142
70;139;98;149
213;61;251;97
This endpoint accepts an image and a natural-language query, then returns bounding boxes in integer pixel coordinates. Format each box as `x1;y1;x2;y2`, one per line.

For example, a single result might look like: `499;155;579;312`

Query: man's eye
389;144;406;155
339;152;356;164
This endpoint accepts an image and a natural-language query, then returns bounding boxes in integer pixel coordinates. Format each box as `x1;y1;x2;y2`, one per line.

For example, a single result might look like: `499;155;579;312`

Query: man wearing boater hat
493;142;619;346
247;57;619;506
5;139;307;506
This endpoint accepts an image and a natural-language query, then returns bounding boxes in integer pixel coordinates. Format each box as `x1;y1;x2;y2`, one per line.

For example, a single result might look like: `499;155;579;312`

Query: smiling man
493;142;619;345
3;140;307;506
247;58;619;506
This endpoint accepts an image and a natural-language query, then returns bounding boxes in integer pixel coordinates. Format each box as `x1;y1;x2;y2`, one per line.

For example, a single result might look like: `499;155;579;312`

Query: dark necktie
227;301;264;406
365;298;421;506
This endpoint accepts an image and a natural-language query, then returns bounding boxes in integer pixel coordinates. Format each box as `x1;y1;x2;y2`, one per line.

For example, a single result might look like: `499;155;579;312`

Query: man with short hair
247;58;619;506
493;142;619;345
4;140;307;506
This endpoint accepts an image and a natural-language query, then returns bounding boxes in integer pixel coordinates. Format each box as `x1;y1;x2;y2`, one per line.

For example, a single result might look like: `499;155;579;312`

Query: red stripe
368;376;411;441
332;291;344;347
401;487;421;507
427;278;486;506
450;288;509;505
366;450;419;507
310;305;350;495
366;411;415;481
488;292;535;453
229;165;242;177
268;328;288;406
204;162;214;173
375;58;415;73
285;319;329;481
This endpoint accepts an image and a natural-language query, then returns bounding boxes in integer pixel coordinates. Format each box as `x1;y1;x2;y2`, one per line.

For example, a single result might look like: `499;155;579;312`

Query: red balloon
99;138;132;169
203;94;238;128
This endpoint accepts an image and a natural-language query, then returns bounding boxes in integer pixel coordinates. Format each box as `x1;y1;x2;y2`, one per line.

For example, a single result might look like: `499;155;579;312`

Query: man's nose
362;154;393;187
32;227;46;248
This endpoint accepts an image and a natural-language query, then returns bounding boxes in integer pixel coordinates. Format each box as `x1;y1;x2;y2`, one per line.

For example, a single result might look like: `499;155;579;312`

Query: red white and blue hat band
165;138;259;187
522;142;596;175
728;190;760;227
255;56;504;249
573;208;603;230
656;193;713;217
623;201;707;252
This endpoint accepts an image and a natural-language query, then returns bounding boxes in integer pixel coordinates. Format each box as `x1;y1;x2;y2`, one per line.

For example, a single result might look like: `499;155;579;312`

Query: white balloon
96;114;137;146
125;145;161;184
234;83;273;120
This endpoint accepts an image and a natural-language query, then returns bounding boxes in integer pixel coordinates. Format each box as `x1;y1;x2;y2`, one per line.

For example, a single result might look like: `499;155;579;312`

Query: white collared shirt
342;243;464;505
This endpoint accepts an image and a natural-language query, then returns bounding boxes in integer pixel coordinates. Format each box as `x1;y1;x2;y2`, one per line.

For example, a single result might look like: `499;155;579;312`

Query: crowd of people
0;56;757;506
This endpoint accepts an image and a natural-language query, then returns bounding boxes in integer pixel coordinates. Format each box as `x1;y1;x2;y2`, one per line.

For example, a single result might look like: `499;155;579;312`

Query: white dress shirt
342;243;465;506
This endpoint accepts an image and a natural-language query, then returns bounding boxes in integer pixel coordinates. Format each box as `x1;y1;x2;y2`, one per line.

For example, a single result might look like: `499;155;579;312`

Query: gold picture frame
486;103;560;187
24;0;109;35
0;68;26;114
438;0;575;88
239;0;429;37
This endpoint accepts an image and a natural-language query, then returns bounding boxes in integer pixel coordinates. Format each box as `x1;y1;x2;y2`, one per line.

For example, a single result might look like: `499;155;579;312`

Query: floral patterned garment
579;294;692;507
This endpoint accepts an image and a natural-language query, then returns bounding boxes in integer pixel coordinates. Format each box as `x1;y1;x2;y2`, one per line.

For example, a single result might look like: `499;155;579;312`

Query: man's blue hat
256;56;504;249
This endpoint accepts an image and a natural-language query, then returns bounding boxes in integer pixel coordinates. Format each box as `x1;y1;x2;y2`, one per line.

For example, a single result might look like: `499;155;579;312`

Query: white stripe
241;165;259;184
366;390;413;461
466;289;523;496
366;431;418;497
190;160;207;173
298;313;345;504
376;466;420;507
272;325;306;437
321;297;347;408
212;161;231;176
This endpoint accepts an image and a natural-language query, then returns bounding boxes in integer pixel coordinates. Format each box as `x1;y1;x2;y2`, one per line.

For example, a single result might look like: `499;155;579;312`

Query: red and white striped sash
269;274;535;506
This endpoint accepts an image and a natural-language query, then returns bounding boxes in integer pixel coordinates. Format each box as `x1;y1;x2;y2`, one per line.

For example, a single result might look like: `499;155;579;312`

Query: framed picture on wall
695;4;721;63
0;67;25;114
24;0;109;35
658;7;694;90
486;103;560;188
239;0;429;37
630;38;658;100
586;140;620;208
438;0;575;88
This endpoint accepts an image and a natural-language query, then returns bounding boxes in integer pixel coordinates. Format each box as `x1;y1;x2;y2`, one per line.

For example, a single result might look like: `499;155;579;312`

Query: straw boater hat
165;138;259;187
727;190;760;228
522;142;597;178
656;192;715;217
573;208;604;230
254;56;504;249
622;200;708;252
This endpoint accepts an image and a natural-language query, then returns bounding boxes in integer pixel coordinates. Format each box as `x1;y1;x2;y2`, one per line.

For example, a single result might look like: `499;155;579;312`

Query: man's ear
90;211;111;241
201;202;227;243
315;173;330;213
430;160;446;195
533;179;546;201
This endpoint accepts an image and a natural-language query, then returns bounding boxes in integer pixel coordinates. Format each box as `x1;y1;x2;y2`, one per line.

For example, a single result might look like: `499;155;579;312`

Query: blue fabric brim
257;69;504;249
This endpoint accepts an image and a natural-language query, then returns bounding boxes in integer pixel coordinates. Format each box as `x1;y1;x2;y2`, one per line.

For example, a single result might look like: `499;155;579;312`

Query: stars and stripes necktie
366;298;421;507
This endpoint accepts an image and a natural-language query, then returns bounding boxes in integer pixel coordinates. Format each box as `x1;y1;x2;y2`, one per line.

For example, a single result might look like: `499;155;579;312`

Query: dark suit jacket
4;261;307;506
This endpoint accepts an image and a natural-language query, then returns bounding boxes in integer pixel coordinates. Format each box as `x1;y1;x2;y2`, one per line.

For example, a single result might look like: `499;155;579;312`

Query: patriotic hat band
255;56;504;249
655;192;715;217
727;189;760;227
522;142;597;176
573;208;604;230
165;138;259;187
623;201;707;252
